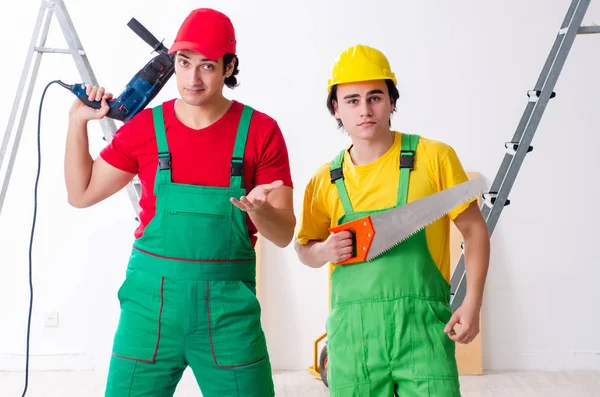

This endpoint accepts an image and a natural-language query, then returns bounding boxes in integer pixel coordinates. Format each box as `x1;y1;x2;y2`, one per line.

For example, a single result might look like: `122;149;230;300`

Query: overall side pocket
325;304;369;390
411;299;459;380
207;280;268;368
112;270;165;363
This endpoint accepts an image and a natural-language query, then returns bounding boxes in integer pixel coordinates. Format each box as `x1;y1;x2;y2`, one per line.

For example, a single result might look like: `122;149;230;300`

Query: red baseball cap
168;8;236;60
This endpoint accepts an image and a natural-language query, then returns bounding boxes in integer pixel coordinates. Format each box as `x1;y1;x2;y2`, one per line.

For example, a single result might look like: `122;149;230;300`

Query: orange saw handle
328;215;375;265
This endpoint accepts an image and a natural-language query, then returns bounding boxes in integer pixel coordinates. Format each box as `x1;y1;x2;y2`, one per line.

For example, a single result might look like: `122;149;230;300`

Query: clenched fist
322;230;355;264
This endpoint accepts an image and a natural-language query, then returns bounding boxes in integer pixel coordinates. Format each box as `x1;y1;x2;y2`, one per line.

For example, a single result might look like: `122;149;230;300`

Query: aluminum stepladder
0;0;142;223
450;0;600;311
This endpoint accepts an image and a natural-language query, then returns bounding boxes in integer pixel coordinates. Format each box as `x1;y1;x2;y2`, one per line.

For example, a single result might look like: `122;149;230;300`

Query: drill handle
70;83;124;120
71;83;102;109
127;18;168;54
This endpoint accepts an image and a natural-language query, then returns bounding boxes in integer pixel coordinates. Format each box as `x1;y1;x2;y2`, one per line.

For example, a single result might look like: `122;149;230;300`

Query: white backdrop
0;0;599;377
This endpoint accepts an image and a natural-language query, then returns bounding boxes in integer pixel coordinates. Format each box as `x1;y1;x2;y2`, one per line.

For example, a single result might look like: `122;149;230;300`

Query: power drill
58;18;174;122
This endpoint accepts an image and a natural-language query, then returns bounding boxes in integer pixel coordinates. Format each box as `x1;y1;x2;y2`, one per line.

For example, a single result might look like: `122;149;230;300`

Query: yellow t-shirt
296;131;474;283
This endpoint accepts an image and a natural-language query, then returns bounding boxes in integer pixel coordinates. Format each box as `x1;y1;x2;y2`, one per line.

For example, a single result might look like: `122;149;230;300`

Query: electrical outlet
44;312;59;327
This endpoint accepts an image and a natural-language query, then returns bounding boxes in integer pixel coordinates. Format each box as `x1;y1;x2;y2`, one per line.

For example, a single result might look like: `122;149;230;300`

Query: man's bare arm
444;201;490;344
294;231;354;268
65;85;135;208
248;184;296;248
453;201;490;307
230;181;296;247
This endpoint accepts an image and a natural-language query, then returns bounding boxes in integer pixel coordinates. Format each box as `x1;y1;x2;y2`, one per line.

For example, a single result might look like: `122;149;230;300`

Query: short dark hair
223;53;239;89
326;79;400;128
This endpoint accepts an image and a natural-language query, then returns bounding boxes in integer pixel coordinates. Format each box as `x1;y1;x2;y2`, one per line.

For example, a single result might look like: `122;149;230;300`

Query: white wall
1;0;599;382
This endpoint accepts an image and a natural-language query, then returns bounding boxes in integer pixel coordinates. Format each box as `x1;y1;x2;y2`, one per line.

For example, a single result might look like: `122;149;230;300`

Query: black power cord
21;80;62;397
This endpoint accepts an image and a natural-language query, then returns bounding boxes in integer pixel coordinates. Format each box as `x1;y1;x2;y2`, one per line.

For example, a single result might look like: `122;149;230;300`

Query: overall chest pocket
163;190;234;260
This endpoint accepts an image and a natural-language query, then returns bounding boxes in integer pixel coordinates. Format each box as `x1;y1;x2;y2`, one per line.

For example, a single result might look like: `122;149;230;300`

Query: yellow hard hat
327;44;397;92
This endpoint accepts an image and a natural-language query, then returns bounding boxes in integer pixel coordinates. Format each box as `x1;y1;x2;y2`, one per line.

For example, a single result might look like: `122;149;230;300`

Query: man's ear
333;100;340;119
224;57;236;78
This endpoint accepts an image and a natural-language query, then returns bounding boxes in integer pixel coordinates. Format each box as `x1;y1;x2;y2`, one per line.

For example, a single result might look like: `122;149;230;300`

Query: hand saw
328;176;487;265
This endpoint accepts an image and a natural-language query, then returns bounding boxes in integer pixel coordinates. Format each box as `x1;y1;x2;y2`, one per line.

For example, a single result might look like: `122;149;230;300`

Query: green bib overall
326;134;461;397
105;104;274;397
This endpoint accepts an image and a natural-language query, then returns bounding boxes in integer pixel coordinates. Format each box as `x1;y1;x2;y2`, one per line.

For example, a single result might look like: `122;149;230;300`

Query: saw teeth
367;196;476;262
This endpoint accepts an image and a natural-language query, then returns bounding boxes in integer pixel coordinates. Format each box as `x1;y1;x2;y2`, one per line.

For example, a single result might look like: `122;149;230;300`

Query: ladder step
505;142;533;155
578;25;600;34
132;178;142;197
35;46;85;55
482;192;510;208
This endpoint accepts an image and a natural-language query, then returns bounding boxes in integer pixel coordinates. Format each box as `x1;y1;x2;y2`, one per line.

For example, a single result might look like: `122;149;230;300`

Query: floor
1;369;599;396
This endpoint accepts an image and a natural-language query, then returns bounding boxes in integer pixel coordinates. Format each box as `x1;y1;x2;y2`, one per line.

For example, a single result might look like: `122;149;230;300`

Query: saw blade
365;176;487;261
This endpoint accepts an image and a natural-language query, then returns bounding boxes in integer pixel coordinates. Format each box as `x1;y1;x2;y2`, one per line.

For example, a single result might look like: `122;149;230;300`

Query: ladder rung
578;25;600;34
131;177;141;193
35;46;84;55
482;192;511;208
505;142;534;156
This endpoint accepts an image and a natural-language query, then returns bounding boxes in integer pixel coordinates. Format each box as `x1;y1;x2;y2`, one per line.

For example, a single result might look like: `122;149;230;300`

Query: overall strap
230;105;253;189
329;149;354;214
152;105;171;195
397;133;420;206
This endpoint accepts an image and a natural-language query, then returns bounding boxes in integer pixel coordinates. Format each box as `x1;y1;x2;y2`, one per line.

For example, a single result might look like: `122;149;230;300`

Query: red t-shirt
100;99;293;247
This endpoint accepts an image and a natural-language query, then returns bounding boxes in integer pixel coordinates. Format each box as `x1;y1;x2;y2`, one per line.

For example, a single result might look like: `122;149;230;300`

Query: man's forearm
463;226;490;307
294;239;328;268
64;117;93;207
248;204;296;248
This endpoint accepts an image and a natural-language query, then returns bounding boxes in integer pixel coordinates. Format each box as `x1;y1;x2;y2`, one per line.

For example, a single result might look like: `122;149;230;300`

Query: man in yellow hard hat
294;44;490;396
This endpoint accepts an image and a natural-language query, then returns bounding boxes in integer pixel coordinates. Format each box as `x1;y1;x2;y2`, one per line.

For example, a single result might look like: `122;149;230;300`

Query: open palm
230;180;284;212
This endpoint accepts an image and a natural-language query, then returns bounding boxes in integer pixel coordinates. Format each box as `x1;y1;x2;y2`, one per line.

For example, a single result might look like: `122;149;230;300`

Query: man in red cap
63;8;294;397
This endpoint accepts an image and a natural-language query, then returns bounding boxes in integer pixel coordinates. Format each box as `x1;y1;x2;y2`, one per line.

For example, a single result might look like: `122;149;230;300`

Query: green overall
104;104;274;397
326;134;461;397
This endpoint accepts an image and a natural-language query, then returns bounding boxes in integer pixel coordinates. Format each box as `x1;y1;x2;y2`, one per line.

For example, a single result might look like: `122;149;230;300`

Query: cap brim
168;42;225;60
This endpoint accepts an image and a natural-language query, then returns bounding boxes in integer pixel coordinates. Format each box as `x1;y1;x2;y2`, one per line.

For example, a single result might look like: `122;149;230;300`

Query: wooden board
450;172;483;375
